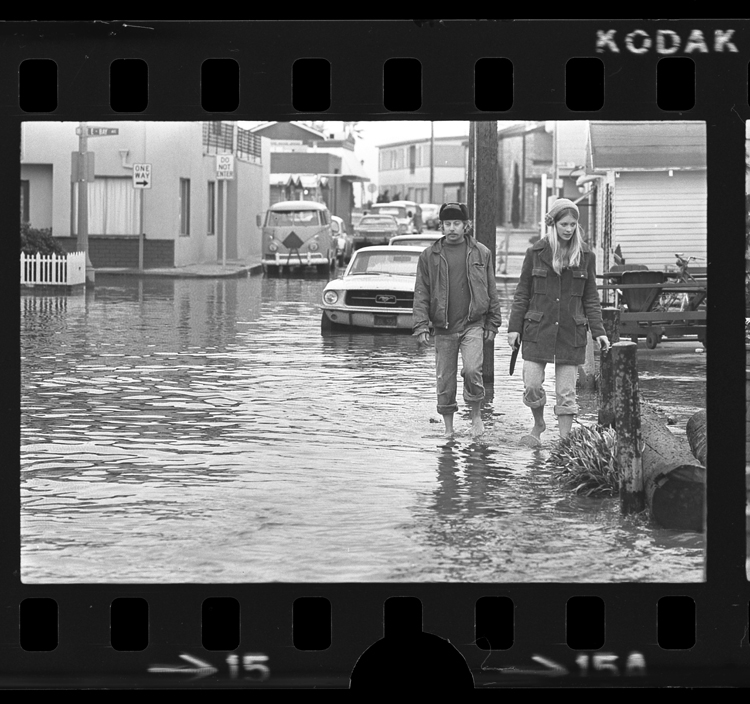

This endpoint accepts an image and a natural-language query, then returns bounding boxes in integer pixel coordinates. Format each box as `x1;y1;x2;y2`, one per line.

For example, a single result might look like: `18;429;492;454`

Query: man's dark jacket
412;234;503;336
507;239;606;366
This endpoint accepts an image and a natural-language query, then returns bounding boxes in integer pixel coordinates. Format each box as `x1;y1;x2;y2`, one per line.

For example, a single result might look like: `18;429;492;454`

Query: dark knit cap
439;202;469;221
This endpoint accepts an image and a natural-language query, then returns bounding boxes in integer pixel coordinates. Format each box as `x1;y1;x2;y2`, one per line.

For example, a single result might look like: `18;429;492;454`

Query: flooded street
21;275;705;583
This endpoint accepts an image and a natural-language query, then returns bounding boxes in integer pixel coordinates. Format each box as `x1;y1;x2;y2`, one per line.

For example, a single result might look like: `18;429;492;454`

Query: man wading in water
413;203;503;439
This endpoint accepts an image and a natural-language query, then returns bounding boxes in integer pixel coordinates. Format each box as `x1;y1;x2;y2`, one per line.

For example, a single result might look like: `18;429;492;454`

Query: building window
20;180;29;223
207;181;216;235
180;178;191;236
409;145;416;174
72;177;140;235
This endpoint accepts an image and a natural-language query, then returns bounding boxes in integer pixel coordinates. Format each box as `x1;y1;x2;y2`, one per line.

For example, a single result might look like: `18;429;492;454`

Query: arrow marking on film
148;653;217;679
498;655;568;676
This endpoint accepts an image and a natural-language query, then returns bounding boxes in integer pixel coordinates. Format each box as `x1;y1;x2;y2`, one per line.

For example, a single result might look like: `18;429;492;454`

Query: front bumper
320;305;414;330
262;252;328;267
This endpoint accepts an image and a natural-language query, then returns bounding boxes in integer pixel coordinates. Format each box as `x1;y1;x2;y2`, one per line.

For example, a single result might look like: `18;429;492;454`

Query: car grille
345;290;414;308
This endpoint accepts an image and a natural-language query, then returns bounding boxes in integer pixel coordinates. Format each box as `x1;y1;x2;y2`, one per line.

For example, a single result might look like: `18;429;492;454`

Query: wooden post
613;341;645;514
598;307;621;427
474;121;498;384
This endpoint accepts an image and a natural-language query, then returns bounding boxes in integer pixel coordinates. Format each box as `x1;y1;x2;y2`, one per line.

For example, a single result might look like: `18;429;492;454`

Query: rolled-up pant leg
460;326;485;405
522;359;547;409
435;333;460;415
553;363;579;416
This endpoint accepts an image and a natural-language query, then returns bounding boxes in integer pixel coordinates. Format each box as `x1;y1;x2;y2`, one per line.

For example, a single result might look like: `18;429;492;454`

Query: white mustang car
320;245;423;333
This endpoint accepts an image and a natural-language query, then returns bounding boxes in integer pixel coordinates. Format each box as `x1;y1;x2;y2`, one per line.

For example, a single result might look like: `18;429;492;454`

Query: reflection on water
21;275;705;582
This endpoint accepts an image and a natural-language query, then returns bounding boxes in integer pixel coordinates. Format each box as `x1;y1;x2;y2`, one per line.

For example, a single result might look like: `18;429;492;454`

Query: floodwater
20;275;706;583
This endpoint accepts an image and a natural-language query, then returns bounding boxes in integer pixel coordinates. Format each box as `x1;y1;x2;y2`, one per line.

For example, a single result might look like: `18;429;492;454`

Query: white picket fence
20;251;86;286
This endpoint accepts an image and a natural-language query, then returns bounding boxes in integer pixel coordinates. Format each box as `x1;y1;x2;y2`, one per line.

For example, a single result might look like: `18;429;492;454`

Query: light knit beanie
544;198;579;228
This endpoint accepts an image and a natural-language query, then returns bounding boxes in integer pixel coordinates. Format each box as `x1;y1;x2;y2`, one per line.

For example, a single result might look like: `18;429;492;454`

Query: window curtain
72;177;140;234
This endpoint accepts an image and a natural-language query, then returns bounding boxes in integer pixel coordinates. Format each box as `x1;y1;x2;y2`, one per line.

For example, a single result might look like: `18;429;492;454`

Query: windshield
266;210;322;227
358;216;397;227
349;251;420;277
389;238;436;249
373;206;406;218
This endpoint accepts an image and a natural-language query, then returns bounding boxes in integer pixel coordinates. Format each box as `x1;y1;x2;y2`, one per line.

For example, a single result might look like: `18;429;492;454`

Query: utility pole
467;122;475;220
474;121;498;383
429;121;435;204
76;121;95;285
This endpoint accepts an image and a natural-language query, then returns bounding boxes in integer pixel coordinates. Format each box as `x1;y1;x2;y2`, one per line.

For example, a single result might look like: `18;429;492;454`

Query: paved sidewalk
92;228;540;281
495;227;539;281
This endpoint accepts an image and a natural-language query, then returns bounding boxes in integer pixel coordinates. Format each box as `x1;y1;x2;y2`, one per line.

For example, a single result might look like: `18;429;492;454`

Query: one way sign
133;163;152;189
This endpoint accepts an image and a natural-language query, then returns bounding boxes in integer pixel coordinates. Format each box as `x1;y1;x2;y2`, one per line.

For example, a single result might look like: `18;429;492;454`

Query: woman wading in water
507;198;610;446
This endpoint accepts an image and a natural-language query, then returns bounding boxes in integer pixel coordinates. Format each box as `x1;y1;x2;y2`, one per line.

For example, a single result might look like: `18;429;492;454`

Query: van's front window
267;210;321;227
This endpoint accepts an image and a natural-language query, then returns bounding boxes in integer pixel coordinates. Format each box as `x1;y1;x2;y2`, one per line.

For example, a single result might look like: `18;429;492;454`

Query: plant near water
547;423;622;497
21;222;66;256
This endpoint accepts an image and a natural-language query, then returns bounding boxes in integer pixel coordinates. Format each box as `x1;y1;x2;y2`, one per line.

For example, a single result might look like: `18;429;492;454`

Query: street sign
133;163;152;189
216;154;235;180
87;127;119;137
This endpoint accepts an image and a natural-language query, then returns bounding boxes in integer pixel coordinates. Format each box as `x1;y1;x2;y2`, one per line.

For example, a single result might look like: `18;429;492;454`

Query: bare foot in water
469;404;484;439
442;413;454;439
471;415;484;438
521;408;545;446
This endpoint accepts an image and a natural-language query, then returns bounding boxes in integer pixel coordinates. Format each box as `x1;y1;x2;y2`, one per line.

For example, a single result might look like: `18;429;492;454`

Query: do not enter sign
216;154;235;180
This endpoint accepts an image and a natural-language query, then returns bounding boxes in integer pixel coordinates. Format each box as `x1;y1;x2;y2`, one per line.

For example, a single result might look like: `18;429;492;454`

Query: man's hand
417;332;431;345
484;329;496;342
507;332;520;349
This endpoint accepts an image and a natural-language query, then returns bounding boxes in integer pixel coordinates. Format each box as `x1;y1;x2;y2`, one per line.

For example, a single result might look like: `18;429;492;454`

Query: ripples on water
20;276;705;582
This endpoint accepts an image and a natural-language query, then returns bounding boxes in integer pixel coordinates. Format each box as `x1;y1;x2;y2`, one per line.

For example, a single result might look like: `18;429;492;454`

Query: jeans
521;359;579;416
434;326;484;415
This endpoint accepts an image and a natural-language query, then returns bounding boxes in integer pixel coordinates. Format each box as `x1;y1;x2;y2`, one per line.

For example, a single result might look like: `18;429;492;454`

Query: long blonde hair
546;207;583;275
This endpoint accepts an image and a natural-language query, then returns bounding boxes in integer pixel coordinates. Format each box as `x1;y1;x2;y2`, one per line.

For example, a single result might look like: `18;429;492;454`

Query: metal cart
598;267;707;349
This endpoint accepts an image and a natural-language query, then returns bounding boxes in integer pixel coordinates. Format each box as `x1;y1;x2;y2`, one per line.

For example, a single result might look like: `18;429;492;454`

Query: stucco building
20;121;270;269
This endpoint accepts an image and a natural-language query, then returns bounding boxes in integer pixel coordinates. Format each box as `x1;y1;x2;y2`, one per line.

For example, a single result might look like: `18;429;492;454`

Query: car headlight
308;240;319;251
323;290;339;305
269;243;278;252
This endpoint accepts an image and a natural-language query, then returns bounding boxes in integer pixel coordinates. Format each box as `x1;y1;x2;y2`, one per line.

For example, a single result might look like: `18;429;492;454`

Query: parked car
350;209;366;229
331;215;353;266
420;203;441;230
258;200;335;276
368;200;423;234
320;245;423;333
388;233;442;249
351;214;400;251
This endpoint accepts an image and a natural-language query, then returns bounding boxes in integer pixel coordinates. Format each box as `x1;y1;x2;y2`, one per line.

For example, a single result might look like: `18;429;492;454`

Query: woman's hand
508;332;520;349
596;335;610;352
